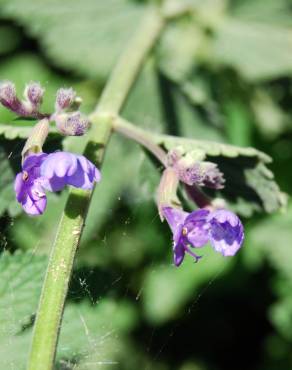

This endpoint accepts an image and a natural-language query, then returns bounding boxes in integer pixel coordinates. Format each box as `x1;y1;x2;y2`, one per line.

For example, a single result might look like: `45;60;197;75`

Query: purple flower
55;111;89;136
162;207;244;266
14;152;101;215
167;148;225;190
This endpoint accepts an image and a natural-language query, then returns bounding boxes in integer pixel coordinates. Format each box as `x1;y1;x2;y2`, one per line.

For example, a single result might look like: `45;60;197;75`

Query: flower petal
22;153;48;172
162;207;188;235
14;173;26;202
22;185;47;216
208;209;244;256
40;151;77;179
40;152;101;191
184;209;210;247
173;240;185;267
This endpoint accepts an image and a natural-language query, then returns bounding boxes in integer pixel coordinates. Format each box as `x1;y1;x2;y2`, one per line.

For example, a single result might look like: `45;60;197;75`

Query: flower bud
55;88;76;111
55;111;90;136
0;80;20;111
157;167;181;220
21;118;50;162
24;82;44;107
167;148;225;189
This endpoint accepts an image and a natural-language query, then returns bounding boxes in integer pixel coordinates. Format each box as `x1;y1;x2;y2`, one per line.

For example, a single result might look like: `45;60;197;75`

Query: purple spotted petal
14;172;47;215
162;207;188;234
22;184;47;216
184;209;210;247
208;209;244;256
162;206;188;244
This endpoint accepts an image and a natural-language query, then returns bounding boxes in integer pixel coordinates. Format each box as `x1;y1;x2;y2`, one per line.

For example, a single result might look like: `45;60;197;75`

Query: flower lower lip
22;171;29;181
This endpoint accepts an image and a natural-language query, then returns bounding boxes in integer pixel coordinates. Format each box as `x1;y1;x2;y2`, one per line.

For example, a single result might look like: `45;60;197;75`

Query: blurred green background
1;0;292;369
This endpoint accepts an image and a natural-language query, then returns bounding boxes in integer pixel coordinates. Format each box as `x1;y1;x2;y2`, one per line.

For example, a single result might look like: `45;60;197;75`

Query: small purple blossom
162;206;244;266
55;88;76;111
24;82;44;107
167;148;225;189
55;111;89;136
0;80;23;113
14;152;101;215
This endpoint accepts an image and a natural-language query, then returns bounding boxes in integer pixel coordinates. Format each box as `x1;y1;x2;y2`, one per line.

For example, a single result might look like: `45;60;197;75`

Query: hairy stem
113;116;167;166
27;7;164;370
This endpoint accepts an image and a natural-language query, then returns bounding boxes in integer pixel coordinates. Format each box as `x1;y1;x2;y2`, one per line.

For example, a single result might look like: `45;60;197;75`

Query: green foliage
0;145;21;217
0;251;138;369
143;246;233;324
0;251;47;334
0;122;36;139
0;0;145;79
158;135;286;215
0;0;292;369
0;251;46;369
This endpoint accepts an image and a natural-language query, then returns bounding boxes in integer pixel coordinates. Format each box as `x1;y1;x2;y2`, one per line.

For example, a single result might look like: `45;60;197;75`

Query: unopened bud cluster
53;88;90;136
167;147;225;189
0;80;90;137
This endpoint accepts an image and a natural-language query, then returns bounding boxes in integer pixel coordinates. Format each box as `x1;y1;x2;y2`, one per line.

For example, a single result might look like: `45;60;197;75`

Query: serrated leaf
0;251;138;369
0;122;37;140
0;0;145;79
0;251;47;336
157;135;286;215
0;145;21;217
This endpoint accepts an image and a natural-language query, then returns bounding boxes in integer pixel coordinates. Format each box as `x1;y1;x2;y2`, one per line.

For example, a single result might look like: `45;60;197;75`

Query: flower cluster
163;207;244;266
158;147;244;266
167;147;225;189
1;79;245;268
53;88;90;136
15;152;100;215
0;81;89;136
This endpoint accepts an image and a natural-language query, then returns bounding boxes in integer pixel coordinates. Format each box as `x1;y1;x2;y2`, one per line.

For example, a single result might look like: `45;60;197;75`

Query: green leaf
269;292;292;341
247;202;292;280
211;18;292;81
0;121;37;140
0;0;145;79
10;192;68;253
0;252;60;370
251;89;287;139
57;300;137;362
157;135;286;215
157;20;205;83
0;25;20;55
143;246;233;324
0;251;138;368
0;145;21;217
0;251;47;336
123;60;166;132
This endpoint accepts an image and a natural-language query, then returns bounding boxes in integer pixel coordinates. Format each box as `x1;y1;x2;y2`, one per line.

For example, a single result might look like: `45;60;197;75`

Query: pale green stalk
112;116;168;166
27;7;164;370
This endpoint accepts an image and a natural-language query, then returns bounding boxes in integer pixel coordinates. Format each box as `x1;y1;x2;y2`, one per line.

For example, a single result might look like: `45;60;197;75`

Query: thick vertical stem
27;7;164;370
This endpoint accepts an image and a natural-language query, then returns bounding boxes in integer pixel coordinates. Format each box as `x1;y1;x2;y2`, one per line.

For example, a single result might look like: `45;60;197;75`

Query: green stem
113;116;167;166
27;7;164;370
92;7;164;115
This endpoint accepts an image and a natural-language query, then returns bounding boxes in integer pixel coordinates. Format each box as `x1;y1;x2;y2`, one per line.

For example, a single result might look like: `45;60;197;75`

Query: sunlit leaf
0;0;145;79
157;134;286;215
